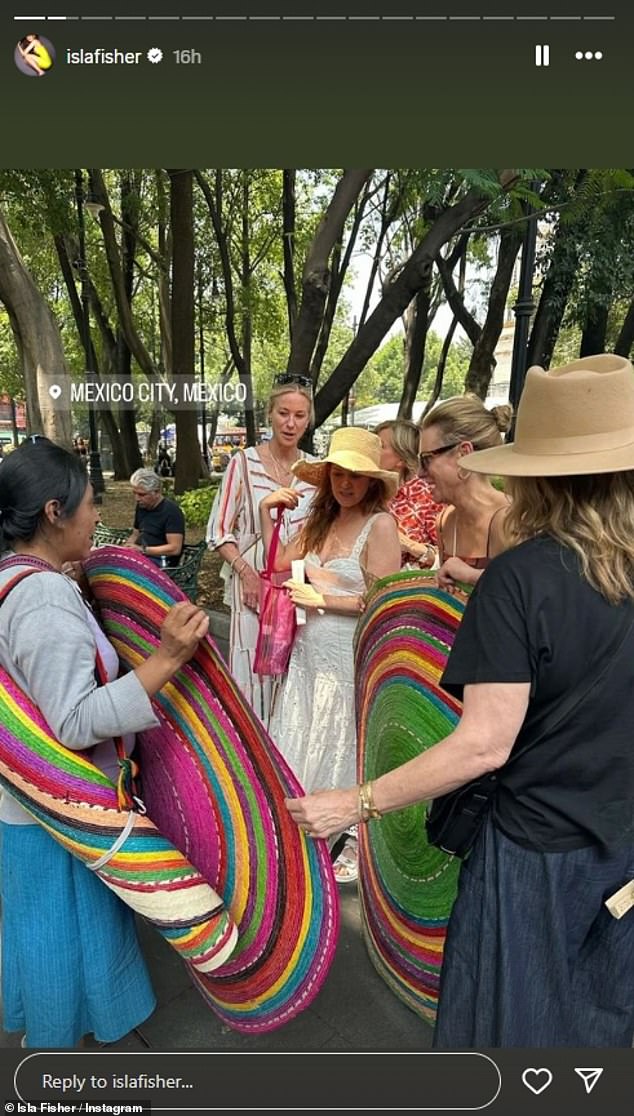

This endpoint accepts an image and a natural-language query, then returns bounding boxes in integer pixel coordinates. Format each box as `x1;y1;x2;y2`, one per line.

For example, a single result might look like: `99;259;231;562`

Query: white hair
130;468;162;493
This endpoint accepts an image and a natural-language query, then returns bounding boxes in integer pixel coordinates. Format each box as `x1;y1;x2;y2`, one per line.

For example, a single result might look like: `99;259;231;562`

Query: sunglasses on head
418;443;458;470
273;373;313;391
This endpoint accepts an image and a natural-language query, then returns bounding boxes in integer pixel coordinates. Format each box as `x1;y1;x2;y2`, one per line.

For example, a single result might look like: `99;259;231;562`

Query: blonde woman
287;354;634;1047
375;419;442;568
259;428;401;883
418;395;512;589
206;375;317;725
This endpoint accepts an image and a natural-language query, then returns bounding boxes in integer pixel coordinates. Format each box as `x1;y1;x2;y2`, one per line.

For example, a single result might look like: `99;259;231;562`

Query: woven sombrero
0;671;237;974
355;570;469;1023
83;547;339;1033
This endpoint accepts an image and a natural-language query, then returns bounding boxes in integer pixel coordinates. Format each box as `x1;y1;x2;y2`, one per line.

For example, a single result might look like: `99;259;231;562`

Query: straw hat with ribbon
292;427;400;499
462;354;634;477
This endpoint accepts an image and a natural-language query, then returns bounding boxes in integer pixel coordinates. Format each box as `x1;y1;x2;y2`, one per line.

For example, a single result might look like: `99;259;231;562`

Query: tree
169;169;200;493
0;206;72;443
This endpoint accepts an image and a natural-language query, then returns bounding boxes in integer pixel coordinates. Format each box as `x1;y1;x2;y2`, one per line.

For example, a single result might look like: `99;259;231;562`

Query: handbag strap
0;557;140;812
263;511;285;581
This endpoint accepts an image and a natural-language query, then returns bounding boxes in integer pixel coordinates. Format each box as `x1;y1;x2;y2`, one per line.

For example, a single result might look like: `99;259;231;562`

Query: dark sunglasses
273;373;313;391
418;443;458;470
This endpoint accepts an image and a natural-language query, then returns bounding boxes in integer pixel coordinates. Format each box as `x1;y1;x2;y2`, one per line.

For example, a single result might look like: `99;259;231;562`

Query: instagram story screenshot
0;2;633;1114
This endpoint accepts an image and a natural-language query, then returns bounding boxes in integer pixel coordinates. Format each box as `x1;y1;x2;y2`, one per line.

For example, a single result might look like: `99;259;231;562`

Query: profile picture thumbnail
15;33;56;77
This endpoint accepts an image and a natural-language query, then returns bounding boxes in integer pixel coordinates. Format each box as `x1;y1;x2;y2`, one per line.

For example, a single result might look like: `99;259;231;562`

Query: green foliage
175;482;219;527
364;331;472;404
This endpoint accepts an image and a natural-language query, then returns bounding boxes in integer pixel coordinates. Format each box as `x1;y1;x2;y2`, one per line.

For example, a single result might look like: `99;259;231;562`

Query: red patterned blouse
389;476;443;565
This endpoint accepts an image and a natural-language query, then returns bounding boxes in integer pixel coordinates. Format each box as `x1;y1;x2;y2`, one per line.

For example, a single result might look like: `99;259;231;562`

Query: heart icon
48;384;62;399
522;1067;553;1095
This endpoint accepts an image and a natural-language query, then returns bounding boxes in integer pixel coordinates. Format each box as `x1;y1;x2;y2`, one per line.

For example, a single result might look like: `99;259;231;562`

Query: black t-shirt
442;535;634;852
134;497;185;566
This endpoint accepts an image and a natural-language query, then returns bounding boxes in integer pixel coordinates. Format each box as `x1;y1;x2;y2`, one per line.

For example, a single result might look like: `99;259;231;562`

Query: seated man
125;468;185;568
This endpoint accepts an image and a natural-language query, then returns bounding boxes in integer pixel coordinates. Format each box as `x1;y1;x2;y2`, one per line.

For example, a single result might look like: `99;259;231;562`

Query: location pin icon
49;384;62;400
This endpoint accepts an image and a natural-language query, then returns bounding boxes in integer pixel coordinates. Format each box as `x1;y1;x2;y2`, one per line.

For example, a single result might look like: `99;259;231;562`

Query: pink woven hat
83;547;339;1034
462;354;634;477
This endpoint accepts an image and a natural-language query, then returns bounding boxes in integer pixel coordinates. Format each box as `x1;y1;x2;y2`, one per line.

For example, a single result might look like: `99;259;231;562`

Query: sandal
333;837;358;885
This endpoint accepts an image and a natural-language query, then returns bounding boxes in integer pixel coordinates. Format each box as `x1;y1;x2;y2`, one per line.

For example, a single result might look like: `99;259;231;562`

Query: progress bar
11;13;619;23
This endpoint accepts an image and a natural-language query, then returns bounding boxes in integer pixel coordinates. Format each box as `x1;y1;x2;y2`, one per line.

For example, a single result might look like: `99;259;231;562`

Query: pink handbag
253;512;297;677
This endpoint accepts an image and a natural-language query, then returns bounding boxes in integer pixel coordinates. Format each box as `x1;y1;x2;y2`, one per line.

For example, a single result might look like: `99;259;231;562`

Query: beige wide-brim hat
292;427;399;499
462;354;634;477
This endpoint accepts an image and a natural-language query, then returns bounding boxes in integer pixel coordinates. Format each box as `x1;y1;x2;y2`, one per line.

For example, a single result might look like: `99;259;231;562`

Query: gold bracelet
358;780;382;822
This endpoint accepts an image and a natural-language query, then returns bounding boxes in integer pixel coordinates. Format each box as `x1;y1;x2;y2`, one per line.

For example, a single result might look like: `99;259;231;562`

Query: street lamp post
74;170;105;498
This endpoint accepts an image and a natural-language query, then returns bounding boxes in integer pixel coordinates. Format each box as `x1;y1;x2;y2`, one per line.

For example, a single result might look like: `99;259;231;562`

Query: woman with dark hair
287;356;634;1047
0;437;211;1049
17;34;53;76
260;428;401;883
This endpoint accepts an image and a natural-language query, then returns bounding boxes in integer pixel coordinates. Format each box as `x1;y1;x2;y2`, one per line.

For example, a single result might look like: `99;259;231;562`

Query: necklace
268;445;299;485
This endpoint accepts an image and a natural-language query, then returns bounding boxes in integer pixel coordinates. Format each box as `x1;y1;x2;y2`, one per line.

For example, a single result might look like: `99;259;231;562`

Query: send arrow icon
574;1068;604;1094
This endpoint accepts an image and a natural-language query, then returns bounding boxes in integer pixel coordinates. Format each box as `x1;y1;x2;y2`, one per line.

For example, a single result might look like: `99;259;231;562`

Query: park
0;168;633;1056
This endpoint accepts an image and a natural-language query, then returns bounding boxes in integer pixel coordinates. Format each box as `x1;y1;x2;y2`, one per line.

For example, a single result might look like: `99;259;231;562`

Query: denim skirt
1;822;156;1048
432;817;634;1047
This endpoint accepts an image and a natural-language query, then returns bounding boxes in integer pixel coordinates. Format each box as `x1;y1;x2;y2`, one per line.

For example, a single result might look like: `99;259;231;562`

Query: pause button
535;44;550;67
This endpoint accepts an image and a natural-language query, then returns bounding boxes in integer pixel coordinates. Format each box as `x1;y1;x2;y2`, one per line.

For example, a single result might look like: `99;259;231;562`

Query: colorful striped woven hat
355;570;468;1024
0;671;238;974
83;547;339;1033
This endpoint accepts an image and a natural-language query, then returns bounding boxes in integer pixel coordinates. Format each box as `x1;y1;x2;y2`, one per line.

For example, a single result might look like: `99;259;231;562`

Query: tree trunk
465;224;523;398
116;171;143;475
288;169;372;376
156;170;173;377
313;172;518;425
54;231;129;478
580;304;609;357
241;174;256;446
89;169;161;383
282;169;298;344
169;169;200;494
614;298;634;358
0;207;73;444
527;224;580;370
399;282;432;417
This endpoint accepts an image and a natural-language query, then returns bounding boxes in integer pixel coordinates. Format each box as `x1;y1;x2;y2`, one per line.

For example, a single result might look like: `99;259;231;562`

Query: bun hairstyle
0;436;89;550
420;393;513;449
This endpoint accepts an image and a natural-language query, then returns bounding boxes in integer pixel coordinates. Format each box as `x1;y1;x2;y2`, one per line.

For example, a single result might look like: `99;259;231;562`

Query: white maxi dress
269;514;380;793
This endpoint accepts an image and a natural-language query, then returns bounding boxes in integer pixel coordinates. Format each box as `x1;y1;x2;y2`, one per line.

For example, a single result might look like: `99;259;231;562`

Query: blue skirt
1;822;156;1048
433;818;634;1047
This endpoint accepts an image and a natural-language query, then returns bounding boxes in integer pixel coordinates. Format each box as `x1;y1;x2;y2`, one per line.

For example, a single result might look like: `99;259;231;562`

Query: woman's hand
239;563;261;611
159;601;210;666
286;786;360;839
436;556;480;590
259;487;299;513
282;580;325;610
399;532;435;567
62;561;94;603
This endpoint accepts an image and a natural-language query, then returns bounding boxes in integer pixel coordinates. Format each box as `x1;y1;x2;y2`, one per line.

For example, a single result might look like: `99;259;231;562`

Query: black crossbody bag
425;610;634;858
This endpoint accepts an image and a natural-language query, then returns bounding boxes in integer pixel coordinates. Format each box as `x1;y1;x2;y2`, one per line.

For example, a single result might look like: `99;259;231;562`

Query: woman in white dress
259;428;401;882
206;375;317;725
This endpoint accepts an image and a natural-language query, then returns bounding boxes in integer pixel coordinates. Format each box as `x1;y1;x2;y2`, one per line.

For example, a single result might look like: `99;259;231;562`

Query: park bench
92;524;207;601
